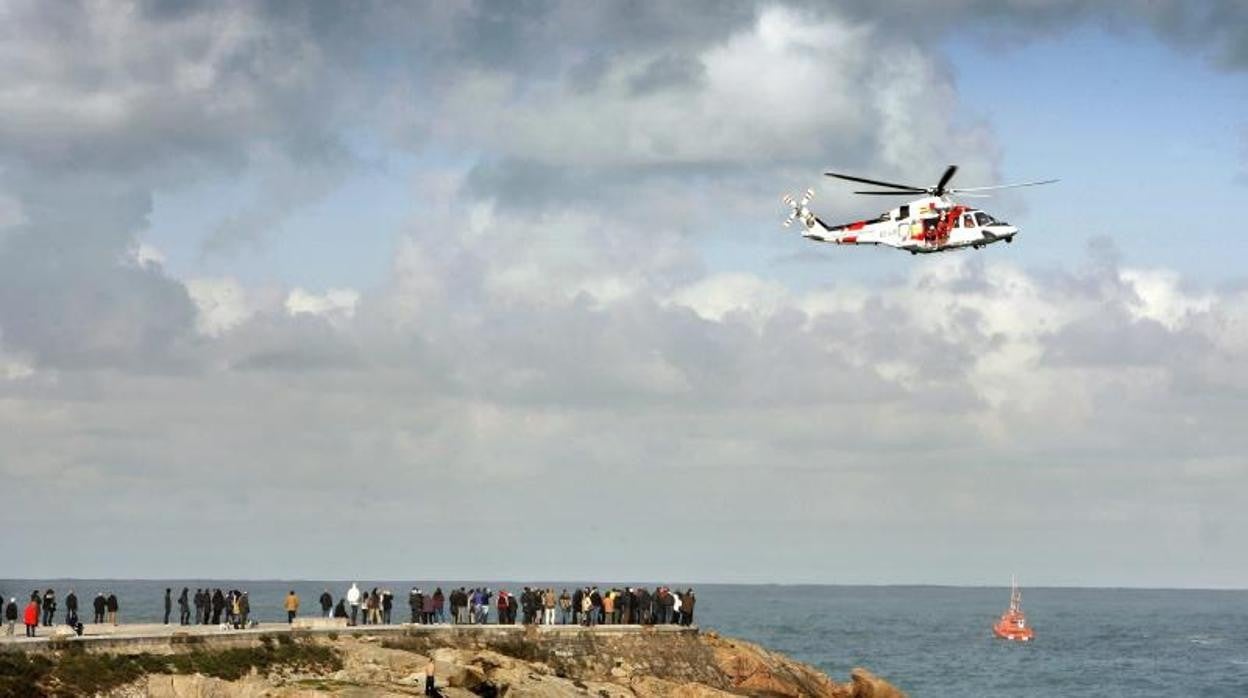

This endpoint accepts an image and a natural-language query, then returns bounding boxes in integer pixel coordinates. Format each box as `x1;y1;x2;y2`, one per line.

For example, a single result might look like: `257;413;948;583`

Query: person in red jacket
23;598;39;637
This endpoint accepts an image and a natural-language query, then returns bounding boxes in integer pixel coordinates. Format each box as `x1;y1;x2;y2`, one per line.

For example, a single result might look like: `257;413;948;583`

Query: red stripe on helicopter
848;221;866;230
840;236;858;244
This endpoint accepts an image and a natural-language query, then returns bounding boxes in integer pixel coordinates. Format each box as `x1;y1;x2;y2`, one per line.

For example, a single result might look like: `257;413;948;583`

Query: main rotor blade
854;189;925;195
933;165;958;196
826;171;925;191
953;179;1059;193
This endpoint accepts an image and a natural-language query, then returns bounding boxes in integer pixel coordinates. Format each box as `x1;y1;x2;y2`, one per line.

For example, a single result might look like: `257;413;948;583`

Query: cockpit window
975;212;996;226
962;214;976;228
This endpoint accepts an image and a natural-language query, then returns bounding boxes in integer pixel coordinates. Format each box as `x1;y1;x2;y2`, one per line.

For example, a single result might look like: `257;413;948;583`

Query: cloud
285;287;361;319
0;0;1246;584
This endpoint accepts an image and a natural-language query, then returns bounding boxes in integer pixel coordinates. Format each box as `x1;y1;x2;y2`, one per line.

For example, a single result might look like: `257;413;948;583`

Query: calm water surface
4;580;1245;697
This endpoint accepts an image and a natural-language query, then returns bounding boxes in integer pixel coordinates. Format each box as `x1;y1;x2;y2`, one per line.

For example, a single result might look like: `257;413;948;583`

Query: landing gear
1005;236;1014;244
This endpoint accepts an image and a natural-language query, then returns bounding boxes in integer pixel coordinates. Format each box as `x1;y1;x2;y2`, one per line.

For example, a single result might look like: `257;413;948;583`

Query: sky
0;1;1246;588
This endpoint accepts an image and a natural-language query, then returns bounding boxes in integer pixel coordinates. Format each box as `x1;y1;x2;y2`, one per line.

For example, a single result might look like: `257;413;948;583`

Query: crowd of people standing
3;589;118;637
2;582;697;636
384;585;696;627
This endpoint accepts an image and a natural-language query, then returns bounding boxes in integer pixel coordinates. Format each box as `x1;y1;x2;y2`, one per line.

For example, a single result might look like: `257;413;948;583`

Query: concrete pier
0;622;696;654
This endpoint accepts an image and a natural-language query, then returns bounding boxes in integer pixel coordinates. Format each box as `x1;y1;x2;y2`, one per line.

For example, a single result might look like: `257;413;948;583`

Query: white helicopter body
783;166;1054;255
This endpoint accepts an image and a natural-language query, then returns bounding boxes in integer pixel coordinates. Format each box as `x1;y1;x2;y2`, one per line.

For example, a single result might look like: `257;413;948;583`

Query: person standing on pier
542;588;555;625
571;588;583;626
581;590;595;626
240;592;250;628
382;588;393;624
164;588;172;624
346;583;361;626
211;588;225;625
285;590;300;623
495;590;509;625
368;588;382;624
423;589;436;624
320;589;333;618
41;589;56;627
5;597;17;635
618;589;632;624
230;591;242;628
558;589;571;625
65;590;78;626
679;589;695;626
409;587;422;623
106;592;119;625
23;597;38;637
596;591;611;624
178;588;190;625
590;587;604;625
93;593;106;624
432;587;445;623
477;589;491;625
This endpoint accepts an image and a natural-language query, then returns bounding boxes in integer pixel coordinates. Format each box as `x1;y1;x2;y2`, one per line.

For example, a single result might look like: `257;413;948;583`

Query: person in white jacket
346;583;362;626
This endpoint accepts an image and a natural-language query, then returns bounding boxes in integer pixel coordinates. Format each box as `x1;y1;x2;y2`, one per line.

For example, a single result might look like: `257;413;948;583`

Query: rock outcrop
97;627;906;697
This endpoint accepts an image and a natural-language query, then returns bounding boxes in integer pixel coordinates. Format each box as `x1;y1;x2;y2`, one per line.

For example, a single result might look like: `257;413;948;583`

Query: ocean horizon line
4;578;1245;592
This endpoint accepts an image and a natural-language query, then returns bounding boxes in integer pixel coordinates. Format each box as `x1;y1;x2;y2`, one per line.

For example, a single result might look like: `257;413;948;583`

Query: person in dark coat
614;589;628;624
635;587;651;625
64;591;79;629
680;589;696;626
589;587;604;625
92;593;106;624
105;592;119;625
211;588;225;625
320;589;333;618
65;590;79;626
333;599;348;618
414;586;429;624
571;588;583;626
41;589;56;626
178;588;190;625
4;597;17;636
432;588;445;623
382;589;394;625
163;588;172;624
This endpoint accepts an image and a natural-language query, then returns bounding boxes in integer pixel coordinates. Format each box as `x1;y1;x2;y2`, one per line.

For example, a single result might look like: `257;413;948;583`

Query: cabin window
962;214;976;228
975;212;995;226
898;205;910;220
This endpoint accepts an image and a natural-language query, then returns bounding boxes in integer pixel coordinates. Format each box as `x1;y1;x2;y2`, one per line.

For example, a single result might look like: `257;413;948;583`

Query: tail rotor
782;188;815;228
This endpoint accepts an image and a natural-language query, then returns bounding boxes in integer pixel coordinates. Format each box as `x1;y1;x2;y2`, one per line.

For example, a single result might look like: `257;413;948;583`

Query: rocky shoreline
2;625;906;697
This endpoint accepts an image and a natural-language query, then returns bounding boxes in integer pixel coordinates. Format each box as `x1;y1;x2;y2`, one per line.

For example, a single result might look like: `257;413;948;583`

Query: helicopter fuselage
800;195;1018;254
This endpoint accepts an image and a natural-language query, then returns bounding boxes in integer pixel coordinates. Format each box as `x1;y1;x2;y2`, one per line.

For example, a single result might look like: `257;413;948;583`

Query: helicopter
782;165;1056;255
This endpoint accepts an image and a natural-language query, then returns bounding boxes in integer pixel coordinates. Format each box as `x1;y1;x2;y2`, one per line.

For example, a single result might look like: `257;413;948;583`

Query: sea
2;581;1245;697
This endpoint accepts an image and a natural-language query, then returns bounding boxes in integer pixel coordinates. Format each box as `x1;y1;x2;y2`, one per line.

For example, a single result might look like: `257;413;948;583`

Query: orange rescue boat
993;575;1034;642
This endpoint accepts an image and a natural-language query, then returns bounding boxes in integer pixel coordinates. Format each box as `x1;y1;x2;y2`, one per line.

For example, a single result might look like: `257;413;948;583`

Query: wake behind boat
993;576;1034;642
